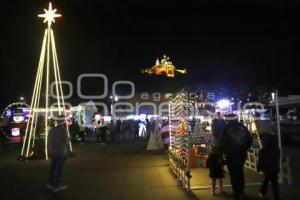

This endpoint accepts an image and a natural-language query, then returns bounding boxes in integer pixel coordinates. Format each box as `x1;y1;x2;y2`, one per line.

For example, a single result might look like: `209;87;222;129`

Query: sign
11;128;20;137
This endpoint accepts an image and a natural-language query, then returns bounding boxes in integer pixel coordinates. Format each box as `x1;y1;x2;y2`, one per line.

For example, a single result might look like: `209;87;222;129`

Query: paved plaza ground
0;139;299;200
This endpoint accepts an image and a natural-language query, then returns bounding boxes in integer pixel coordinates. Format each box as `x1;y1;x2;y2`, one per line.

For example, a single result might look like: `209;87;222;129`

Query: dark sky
0;0;299;106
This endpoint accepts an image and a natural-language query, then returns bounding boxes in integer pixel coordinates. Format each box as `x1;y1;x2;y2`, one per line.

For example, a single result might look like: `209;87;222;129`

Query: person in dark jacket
107;120;116;143
220;116;252;200
257;134;281;200
212;112;226;145
206;146;225;195
46;116;70;192
78;125;86;143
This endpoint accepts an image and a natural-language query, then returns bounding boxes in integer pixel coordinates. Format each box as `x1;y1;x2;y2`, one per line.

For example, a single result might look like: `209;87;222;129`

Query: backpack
227;124;248;146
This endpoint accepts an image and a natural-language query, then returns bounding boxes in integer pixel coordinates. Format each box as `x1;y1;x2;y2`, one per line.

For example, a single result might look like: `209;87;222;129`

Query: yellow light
142;55;187;78
38;2;61;27
21;29;47;157
21;3;72;160
44;26;51;160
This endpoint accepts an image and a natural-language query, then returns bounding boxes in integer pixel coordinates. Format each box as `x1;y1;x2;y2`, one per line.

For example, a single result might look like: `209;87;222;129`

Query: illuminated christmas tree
20;2;72;160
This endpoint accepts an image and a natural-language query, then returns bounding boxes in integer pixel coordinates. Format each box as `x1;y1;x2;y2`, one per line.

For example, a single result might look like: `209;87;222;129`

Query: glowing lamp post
110;95;118;122
271;92;275;102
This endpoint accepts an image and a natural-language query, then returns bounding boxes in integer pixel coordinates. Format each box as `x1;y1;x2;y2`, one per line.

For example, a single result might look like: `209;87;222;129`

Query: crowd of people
206;112;281;200
1;111;282;199
46;116;159;192
68;118;157;145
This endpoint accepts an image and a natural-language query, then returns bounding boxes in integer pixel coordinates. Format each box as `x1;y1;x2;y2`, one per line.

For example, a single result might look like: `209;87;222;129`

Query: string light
21;3;72;160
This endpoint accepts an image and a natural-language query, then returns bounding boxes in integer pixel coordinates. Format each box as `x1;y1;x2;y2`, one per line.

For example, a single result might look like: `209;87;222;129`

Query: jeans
49;155;67;188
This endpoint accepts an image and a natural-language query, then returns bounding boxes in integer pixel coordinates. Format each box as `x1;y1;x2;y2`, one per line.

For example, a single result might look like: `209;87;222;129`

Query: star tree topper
38;2;61;27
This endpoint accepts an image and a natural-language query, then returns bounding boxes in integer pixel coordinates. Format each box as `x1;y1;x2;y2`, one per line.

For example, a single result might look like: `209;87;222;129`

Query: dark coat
212;119;226;140
257;144;280;175
47;124;69;157
206;152;225;178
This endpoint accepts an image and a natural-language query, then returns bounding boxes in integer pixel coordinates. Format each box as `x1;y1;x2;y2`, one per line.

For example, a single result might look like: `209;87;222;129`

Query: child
257;134;281;200
206;146;225;195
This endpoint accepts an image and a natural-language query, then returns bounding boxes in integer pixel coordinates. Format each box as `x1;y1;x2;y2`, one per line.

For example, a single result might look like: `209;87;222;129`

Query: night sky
0;0;299;107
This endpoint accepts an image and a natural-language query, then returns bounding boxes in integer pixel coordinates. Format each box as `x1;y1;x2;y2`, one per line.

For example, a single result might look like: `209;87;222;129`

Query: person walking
108;120;116;143
69;119;77;143
206;146;225;196
115;120;121;142
95;121;101;144
257;134;281;200
79;125;86;144
220;114;252;200
46;116;70;192
99;118;107;145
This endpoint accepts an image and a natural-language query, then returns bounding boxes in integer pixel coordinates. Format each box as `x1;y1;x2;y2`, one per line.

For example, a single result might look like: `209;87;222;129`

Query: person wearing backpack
220;114;252;200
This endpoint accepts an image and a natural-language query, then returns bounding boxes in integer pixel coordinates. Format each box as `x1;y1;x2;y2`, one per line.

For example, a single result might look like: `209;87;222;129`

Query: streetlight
271;92;275;102
19;96;24;101
110;95;118;122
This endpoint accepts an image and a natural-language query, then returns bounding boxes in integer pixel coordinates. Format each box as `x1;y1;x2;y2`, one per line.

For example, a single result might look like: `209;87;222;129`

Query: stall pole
275;90;283;182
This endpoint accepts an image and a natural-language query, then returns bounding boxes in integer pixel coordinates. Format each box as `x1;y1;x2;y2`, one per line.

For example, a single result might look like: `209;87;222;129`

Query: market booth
168;91;215;189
